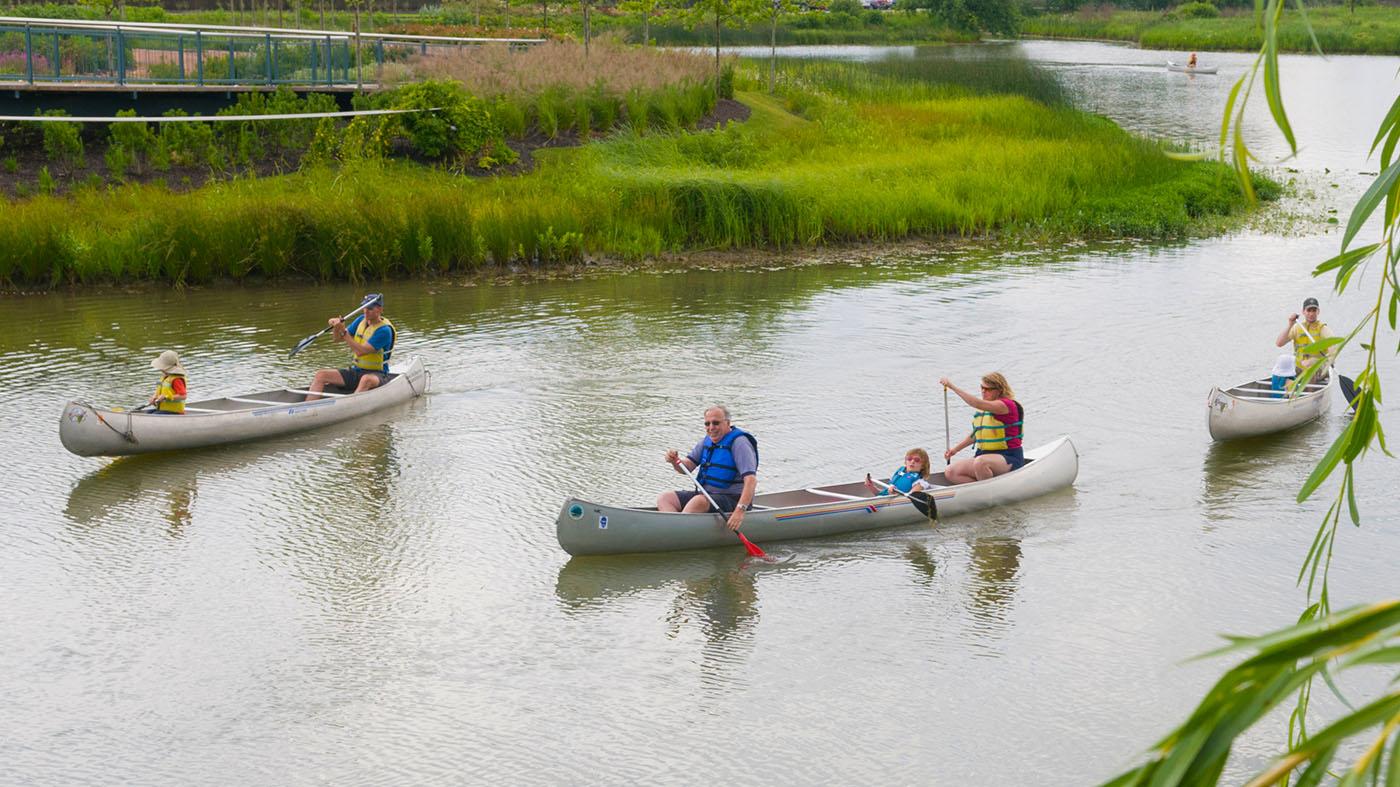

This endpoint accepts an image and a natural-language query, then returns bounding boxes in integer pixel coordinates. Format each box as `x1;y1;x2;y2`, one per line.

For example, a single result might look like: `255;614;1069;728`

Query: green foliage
37;111;84;169
107;110;154;174
827;0;861;15
158;110;215;168
376;80;506;161
1173;0;1220;18
36;165;55;194
104;144;131;180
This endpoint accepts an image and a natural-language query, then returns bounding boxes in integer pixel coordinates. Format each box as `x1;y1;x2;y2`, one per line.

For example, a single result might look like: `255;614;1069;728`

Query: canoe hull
556;436;1079;556
59;356;429;457
1206;375;1332;441
1167;62;1218;74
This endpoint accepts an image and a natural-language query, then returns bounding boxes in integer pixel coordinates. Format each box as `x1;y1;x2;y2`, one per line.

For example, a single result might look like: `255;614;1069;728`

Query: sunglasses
906;457;923;464
704;420;726;426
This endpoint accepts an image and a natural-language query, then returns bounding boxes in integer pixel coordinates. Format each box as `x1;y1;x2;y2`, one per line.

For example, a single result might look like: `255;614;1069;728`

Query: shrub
38;110;84;169
105;144;131;180
1174;1;1219;17
108;110;154;173
37;165;55;194
159;110;215;167
379;80;505;160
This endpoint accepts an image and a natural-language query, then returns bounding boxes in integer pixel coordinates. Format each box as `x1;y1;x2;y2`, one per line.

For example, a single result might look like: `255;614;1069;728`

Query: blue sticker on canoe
598;515;608;530
568;504;584;519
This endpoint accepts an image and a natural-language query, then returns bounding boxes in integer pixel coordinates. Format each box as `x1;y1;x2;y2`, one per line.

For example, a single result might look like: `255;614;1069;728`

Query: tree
619;0;669;45
764;0;797;93
682;0;758;98
901;0;1018;35
1109;0;1400;781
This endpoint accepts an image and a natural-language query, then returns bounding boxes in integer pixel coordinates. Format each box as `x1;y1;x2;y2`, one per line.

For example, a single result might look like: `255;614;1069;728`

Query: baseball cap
1302;297;1319;309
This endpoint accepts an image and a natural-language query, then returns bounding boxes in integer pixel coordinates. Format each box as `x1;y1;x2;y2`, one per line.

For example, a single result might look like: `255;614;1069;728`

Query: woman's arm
938;378;1008;413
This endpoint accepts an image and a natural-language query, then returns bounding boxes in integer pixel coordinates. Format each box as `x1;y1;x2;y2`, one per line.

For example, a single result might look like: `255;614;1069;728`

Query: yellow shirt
1288;321;1334;370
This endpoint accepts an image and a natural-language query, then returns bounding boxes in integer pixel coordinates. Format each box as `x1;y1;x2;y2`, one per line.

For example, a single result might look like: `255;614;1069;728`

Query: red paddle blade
737;531;766;558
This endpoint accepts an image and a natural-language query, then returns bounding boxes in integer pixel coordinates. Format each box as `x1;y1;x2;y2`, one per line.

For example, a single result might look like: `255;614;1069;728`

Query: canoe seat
806;488;864;501
227;396;295;407
283;388;349;398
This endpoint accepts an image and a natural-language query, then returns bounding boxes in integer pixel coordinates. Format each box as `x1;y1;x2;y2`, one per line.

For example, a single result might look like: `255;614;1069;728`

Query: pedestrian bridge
0;15;540;92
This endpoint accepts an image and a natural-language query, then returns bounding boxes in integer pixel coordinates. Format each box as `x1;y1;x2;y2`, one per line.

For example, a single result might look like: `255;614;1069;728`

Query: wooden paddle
943;386;951;465
1296;321;1358;409
288;294;377;359
678;461;766;557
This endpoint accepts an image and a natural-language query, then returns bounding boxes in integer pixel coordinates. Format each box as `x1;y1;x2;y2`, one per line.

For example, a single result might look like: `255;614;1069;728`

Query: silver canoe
1167;61;1218;74
1206;374;1333;441
59;356;429;457
556;436;1079;556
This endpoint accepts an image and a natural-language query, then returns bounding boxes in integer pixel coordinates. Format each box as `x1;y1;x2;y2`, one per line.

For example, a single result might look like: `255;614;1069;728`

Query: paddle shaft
678;461;765;556
943;386;950;464
870;475;937;521
288;298;374;359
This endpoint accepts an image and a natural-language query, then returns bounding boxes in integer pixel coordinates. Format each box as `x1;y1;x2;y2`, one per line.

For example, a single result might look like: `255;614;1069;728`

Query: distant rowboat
555;436;1078;556
1167;61;1218;74
59;356;429;457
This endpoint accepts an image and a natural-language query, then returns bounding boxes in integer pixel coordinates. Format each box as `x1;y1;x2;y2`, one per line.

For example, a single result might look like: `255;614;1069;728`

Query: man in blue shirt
307;293;396;399
658;405;759;531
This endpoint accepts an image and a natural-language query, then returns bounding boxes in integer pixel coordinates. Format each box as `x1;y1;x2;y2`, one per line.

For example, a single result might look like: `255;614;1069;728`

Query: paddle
943;385;951;465
288;295;376;360
1296;321;1358;409
866;473;938;521
677;461;766;557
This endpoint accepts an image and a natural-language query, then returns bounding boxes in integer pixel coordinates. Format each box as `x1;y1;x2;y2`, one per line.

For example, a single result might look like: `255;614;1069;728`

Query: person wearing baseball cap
147;350;187;414
307;293;396;399
1275;297;1335;379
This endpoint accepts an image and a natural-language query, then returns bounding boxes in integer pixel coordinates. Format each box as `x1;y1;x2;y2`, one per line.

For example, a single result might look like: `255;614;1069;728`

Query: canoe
555;436;1079;556
58;355;429;457
1167;61;1218;74
1206;374;1333;441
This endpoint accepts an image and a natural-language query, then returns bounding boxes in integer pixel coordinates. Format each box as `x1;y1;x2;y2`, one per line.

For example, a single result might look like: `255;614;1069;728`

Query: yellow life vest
156;373;185;414
1292;320;1328;369
351;316;395;372
972;400;1023;452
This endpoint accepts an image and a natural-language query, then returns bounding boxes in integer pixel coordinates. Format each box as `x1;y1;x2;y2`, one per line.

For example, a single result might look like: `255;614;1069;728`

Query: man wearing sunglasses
308;293;396;399
658;405;759;531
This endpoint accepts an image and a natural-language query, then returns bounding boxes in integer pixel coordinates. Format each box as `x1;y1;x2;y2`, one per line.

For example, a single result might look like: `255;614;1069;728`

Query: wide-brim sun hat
1272;354;1296;377
150;350;187;376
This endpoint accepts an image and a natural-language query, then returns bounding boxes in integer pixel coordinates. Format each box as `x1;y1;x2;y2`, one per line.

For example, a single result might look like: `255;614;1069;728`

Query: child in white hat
148;350;188;414
1269;353;1296;398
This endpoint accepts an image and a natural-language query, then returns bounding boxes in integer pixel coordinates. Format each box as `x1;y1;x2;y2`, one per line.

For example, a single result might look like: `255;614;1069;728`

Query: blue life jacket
695;427;759;491
886;465;922;494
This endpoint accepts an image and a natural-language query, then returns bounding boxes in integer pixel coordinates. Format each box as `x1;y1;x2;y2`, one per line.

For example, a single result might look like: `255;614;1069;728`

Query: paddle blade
737;531;766;558
1339;375;1359;412
288;333;319;359
910;491;938;522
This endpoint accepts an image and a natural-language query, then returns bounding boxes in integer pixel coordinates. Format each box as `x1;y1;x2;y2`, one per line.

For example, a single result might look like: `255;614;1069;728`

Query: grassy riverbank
1021;4;1400;55
0;56;1272;287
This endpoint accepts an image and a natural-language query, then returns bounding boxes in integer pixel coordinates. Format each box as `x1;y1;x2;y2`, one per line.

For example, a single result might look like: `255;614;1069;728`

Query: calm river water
4;42;1398;785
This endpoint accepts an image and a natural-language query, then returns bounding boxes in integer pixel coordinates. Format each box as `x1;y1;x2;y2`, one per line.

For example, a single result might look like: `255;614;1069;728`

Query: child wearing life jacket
865;448;932;495
1270;353;1296;398
148;350;187;414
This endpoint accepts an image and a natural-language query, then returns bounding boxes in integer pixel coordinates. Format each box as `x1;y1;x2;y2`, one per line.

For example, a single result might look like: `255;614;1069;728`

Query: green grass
0;56;1267;287
1021;4;1400;55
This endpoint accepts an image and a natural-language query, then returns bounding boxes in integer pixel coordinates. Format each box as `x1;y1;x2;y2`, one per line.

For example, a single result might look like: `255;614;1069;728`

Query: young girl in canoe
147;350;187;415
940;372;1024;484
865;448;932;496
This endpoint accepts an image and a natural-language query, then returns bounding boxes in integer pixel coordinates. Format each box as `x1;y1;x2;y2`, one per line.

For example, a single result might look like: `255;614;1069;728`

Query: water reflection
966;534;1022;623
1198;421;1333;528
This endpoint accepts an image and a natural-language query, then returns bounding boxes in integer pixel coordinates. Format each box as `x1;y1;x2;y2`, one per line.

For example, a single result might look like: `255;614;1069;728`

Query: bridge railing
0;16;542;88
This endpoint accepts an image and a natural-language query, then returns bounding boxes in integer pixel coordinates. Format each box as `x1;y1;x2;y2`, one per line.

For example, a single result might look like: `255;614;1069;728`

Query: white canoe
1206;374;1332;441
556;436;1078;556
59;356;430;457
1167;61;1218;74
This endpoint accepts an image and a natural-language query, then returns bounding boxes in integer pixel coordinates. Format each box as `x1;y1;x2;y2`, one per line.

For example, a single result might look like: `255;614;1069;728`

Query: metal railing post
116;27;125;85
325;35;332;86
228;36;235;82
24;25;33;84
310;37;317;84
196;31;204;86
264;32;272;85
52;30;60;80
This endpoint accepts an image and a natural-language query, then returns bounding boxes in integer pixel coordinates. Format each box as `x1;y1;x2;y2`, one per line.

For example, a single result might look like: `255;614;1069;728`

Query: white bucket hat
1271;354;1296;378
150;350;187;376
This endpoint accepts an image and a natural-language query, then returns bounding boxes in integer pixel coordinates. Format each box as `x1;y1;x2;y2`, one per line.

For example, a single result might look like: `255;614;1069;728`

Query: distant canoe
555;436;1078;556
1168;61;1218;74
59;356;429;457
1206;375;1332;441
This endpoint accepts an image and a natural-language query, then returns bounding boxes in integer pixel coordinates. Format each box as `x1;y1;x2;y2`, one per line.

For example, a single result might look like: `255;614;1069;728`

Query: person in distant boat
1270;353;1297;398
1187;52;1198;68
658;405;758;531
307;293;395;399
865;448;932;496
939;372;1024;484
1276;297;1335;381
147;350;187;414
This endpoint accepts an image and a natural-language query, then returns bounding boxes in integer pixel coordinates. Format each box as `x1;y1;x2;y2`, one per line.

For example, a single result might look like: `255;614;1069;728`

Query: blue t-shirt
346;315;394;371
688;431;759;494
